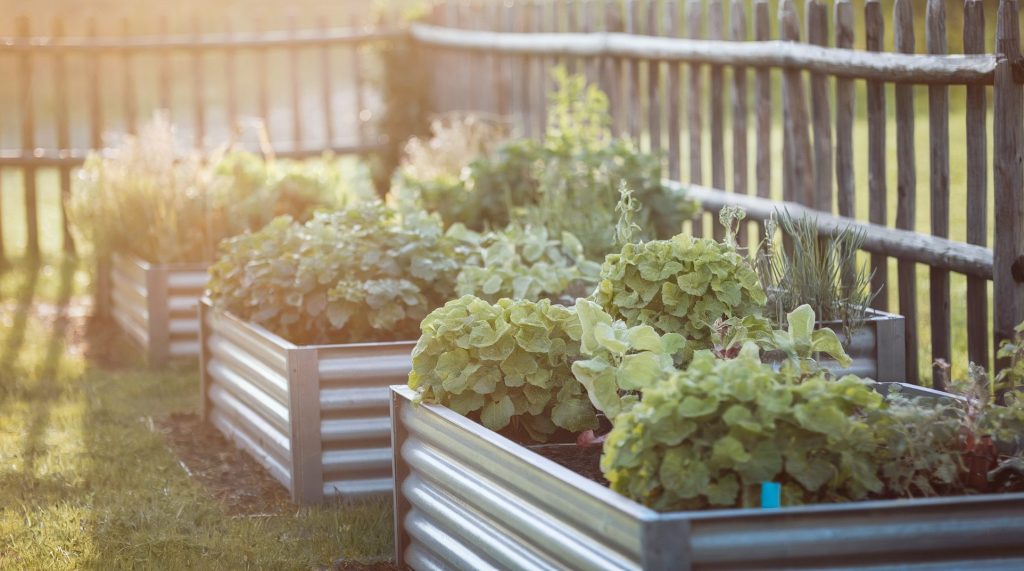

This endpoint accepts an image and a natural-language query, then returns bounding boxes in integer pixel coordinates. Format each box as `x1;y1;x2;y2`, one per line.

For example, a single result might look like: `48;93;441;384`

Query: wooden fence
0;17;400;264
1;1;1022;387
412;0;1024;386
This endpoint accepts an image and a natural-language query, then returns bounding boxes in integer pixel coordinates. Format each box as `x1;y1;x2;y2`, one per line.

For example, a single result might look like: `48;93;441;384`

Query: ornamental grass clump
601;345;886;511
207;201;465;345
756;210;877;340
70;115;211;263
594;233;767;355
409;296;598;442
70;115;367;264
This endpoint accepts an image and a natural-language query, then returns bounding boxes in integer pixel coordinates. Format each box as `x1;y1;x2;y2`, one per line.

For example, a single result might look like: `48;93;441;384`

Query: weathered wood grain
408;23;999;84
994;0;1024;379
927;0;951;388
894;0;919;384
834;0;855;219
964;0;989;370
807;0;832;212
865;0;889;313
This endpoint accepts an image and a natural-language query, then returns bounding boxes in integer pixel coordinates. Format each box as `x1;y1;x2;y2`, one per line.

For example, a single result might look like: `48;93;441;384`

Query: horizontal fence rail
410;24;1000;84
416;0;1024;388
0;27;404;51
680;184;994;280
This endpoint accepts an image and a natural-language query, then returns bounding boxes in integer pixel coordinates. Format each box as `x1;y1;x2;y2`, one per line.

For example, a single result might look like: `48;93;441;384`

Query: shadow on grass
0;259;40;409
19;258;77;476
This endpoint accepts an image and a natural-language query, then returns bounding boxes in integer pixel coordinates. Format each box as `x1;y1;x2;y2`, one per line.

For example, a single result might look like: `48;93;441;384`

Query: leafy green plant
756;211;877;340
712;304;852;379
453;224;600;303
995;322;1024;398
594;233;767;355
601;344;886;511
394;69;697;258
391;113;512;227
207;150;370;233
207;201;465;345
409;296;597;441
571;299;685;419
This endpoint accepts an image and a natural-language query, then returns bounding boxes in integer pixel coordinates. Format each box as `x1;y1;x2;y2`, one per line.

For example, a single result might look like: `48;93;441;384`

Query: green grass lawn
0;257;393;569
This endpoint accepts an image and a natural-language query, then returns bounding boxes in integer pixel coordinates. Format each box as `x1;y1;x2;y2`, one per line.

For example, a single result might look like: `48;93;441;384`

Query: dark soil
530;443;608;486
155;412;293;516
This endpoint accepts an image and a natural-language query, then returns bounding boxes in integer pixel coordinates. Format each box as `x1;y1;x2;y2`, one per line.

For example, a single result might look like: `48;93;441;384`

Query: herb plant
594;233;767;354
409;296;598;442
601;344;886;511
454;224;601;303
756;211;877;340
995;322;1024;399
70;116;211;263
207;201;464;345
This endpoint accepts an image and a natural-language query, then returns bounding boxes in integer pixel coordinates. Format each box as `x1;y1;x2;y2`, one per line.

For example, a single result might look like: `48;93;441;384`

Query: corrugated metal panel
392;385;1024;571
205;310;292;373
110;257;149;350
318;342;414;500
203;301;295;493
394;386;646;571
766;310;906;382
109;254;210;362
202;302;405;503
208;384;292;471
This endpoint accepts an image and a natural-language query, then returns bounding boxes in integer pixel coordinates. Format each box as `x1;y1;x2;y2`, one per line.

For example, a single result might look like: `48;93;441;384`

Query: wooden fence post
806;0;832;213
994;0;1024;382
964;0;989;372
927;0;951;389
730;0;749;247
778;0;814;209
894;0;920;385
708;0;725;240
18;16;40;261
53;17;76;256
685;0;704;238
865;0;889;313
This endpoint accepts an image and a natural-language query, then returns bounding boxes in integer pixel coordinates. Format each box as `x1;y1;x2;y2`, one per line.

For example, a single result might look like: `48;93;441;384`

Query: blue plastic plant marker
761;482;781;509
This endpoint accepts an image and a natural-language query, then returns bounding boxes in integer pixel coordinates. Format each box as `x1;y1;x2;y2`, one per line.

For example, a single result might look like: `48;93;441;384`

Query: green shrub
207;201;464;345
996;322;1024;398
409;296;597;442
454;224;601;303
601;345;885;511
394;69;697;258
594;233;766;354
207;150;370;233
70;116;365;264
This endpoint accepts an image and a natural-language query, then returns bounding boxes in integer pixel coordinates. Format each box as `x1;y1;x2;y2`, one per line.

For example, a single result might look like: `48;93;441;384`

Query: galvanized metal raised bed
818;307;906;382
391;384;1024;570
109;253;209;365
199;298;413;503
